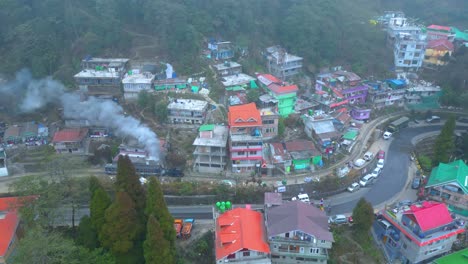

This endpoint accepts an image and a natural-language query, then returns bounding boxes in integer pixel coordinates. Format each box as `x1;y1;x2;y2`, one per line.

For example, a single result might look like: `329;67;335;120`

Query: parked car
297;193;310;203
457;116;468;123
220;180;236;187
363;151;374;161
328;214;348;225
163;168;185;177
347;182;361;193
412;177;421;189
371;167;382;178
359;174;375;187
354;158;366;167
383;131;392;140
377;150;385;160
426;116;441;123
376;159;385;169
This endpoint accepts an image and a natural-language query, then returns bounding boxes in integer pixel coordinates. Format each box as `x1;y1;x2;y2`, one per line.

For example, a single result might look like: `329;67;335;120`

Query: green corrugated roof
250;80;258;89
451;27;468;41
343;131;358;140
426;160;468;193
432;248;468;264
199;124;215;132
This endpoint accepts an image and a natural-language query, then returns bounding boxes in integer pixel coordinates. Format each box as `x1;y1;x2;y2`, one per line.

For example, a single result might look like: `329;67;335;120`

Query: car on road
347;182;361;192
363;151;374;161
371;167;382;178
328;214;348;225
457;116;468;123
377;150;385;160
376;159;385;169
383;131;392;140
354;158;366;167
359;174;375;187
411;177;421;189
426;116;441;123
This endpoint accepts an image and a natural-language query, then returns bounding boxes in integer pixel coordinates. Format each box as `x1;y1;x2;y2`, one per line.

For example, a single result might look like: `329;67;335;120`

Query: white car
347;183;361;192
359;174;375;187
354;158;366;167
363;151;374;161
371;167;382;178
383;131;392;140
377;159;385;169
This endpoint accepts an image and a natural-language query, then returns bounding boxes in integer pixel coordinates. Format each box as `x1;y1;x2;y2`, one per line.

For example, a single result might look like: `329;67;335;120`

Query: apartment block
265;46;303;79
167;99;208;125
192;124;228;173
122;70;155;100
257;74;298;117
213;61;242;77
393;32;427;71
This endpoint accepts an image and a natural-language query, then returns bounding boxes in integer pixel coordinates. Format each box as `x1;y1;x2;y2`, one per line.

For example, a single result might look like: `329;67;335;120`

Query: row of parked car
348;150;386;192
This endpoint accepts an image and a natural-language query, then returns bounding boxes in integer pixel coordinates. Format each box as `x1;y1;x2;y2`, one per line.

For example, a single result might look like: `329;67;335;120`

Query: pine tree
145;177;176;258
90;184;111;238
100;192;143;262
115;155;146;220
76;215;99;249
433;116;456;165
144;215;174;264
352;198;374;234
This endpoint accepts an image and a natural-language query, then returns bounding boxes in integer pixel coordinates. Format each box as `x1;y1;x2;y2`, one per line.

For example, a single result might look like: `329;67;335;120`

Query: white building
394;32;427;71
122;70;155;100
192;125;228;173
167;99;209;125
266;46;303;79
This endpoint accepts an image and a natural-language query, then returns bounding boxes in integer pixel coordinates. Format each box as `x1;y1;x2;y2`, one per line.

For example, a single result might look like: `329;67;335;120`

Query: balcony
275;245;328;259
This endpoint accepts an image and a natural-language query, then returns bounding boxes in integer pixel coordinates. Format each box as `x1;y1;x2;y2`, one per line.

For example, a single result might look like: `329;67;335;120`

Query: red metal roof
330;100;349;108
427;24;451;32
228;103;261;127
267;83;298;94
404;202;453;232
215;208;270;261
284;140;316;152
427;39;454;51
0;197;27;257
256;73;281;86
52;128;89;143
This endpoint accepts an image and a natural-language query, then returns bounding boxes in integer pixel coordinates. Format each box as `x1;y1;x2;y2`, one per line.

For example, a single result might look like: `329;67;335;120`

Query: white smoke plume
0;69;160;160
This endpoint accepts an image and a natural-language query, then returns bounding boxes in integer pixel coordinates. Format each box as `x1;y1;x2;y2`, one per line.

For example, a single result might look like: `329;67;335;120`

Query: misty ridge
0;69;160;160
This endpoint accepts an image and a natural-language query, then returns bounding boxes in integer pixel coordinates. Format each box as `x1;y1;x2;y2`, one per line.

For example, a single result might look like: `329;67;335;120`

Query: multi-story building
405;85;442;108
425;25;455;41
393;31;427;71
265;201;334;264
265;46;303;79
315;70;368;106
260;108;279;139
0;149;7;177
167;99;208;125
192;124;228;173
52;128;89;154
386;17;422;47
228;103;263;173
367;80;406;109
257;74;298;117
425;160;468;217
74;57;129;100
424;39;454;67
267;143;292;175
122;70;155;100
213;61;242;77
153;78;187;91
303;115;340;147
215;207;271;264
373;201;465;264
208;40;234;60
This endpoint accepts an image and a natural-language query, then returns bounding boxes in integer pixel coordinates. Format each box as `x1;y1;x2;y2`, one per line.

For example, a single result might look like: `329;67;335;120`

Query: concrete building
208;40;234;60
52;128;89;154
266;201;334;264
284;140;322;171
192;124;228;173
228;103;263;173
213;61;242;77
265;46;303;79
74;57;129;100
373;201;465;264
267;143;292;175
303;115;340;147
315;70;367;106
215;208;271;264
425;25;455;41
260;108;279;140
153;78;187;91
424;39;454;66
425;160;468;217
387;17;422;47
167;99;208;125
393;31;427;71
257;74;298;117
122;70;155;100
405;85;442;108
0;149;7;177
367;80;406;109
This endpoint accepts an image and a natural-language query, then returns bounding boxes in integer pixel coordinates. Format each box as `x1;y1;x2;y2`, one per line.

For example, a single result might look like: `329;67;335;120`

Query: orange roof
427;39;454;51
0;197;27;257
215;208;270;261
228;103;261;127
52;128;89;142
268;83;298;94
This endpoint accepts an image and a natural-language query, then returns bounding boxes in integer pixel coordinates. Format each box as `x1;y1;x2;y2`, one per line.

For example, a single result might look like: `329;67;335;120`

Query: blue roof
386;79;406;87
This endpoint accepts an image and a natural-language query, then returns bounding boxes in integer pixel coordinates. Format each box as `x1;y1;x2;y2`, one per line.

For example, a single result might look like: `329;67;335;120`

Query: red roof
427;24;451;32
284;140;316;152
0;197;29;257
257;74;281;86
228;103;261;127
215;208;270;261
52;128;89;143
427;39;454;51
404;202;453;232
267;83;298;94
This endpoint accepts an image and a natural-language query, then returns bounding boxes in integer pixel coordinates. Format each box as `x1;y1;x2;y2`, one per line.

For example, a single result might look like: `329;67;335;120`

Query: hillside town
0;9;467;264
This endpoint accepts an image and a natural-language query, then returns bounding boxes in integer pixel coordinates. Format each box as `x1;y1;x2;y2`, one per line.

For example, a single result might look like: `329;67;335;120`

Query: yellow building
424;39;454;66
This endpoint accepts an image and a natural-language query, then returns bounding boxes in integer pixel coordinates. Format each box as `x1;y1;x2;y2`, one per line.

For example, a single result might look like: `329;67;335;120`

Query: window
300;247;304;253
310;248;320;254
321;240;326;244
249;151;257;155
242;251;250;257
285;232;289;238
412;60;418;65
414;52;420;57
237;151;245;155
227;253;236;259
403;243;407;249
262;119;274;124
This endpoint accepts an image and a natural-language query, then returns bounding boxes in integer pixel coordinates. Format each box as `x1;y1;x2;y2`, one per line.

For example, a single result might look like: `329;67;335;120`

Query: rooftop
427;39;454;51
213;61;241;71
426;160;468;193
266;46;303;63
427;25;452;32
257;73;281;86
256;73;298;94
221;73;255;87
153;78;187;85
284;140;317;152
266;201;333;242
167;99;208;111
122;71;155;84
52;128;89;143
264;192;283;206
82;57;129;64
407;86;441;93
269;143;291;164
228;103;261;127
74;69;121;79
432;248;468;264
215;208;270;261
193;125;228;147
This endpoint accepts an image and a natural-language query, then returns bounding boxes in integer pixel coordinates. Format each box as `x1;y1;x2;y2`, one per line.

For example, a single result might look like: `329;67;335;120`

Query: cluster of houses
378;11;468;71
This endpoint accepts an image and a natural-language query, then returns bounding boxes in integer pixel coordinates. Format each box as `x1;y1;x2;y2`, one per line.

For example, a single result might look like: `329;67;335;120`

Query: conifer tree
76;215;99;249
144;215;174;264
90;186;111;239
100;191;144;263
145;177;176;258
433;116;456;165
115;155;146;220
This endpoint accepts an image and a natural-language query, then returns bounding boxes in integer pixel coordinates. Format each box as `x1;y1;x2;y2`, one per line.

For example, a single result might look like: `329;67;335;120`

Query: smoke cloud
0;69;160;160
